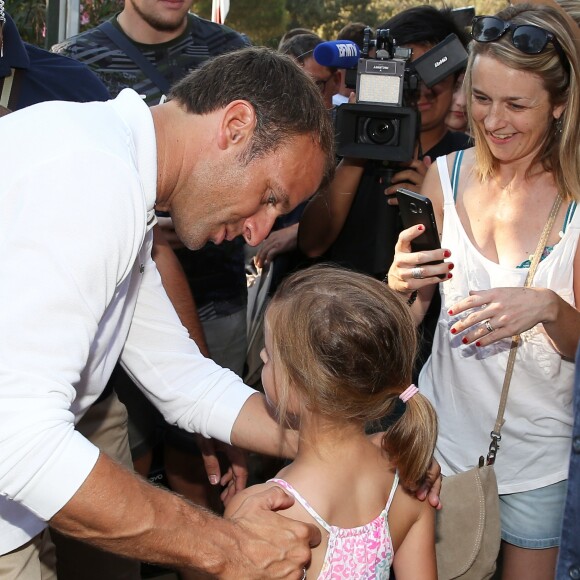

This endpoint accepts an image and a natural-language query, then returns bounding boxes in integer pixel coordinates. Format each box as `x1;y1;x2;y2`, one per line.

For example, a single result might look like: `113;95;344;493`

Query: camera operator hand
384;156;432;204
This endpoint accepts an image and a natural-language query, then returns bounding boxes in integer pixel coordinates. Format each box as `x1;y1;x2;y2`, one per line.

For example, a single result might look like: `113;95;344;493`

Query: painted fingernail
476;341;482;347
448;263;454;270
447;273;453;279
450;328;457;334
443;250;451;258
209;475;219;485
417;224;425;231
448;309;454;315
462;337;469;344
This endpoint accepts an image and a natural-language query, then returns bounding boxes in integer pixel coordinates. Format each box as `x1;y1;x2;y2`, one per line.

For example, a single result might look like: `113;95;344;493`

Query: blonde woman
388;4;580;578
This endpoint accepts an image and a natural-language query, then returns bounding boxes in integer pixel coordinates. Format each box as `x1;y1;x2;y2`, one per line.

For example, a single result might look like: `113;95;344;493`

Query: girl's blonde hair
265;264;437;490
464;4;580;202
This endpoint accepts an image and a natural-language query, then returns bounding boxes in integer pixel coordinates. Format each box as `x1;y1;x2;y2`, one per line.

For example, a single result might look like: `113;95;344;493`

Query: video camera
314;28;468;161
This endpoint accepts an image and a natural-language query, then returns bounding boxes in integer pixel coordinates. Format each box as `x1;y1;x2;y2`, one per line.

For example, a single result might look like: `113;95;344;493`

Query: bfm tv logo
336;43;358;58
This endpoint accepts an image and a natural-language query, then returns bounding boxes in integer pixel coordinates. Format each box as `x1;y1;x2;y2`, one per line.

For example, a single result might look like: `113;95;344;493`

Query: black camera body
336;103;418;162
334;28;467;161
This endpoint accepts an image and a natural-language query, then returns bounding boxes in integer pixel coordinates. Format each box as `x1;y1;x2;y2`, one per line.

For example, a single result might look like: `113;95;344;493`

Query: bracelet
407;290;418;306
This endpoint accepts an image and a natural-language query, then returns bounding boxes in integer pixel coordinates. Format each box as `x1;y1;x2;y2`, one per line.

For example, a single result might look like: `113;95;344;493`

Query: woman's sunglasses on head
471;16;570;77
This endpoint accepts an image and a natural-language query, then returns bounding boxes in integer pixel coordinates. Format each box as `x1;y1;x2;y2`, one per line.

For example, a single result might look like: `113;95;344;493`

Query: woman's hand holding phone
387;224;454;295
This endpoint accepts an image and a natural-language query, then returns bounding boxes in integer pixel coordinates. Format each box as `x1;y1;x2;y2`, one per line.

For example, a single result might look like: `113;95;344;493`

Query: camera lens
362;118;397;145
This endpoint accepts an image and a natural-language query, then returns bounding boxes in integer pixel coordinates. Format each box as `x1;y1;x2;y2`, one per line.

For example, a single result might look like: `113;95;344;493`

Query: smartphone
396;188;445;274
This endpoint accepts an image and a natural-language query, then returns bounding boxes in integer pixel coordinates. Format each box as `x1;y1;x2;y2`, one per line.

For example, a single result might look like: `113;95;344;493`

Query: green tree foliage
317;0;381;41
6;0;122;45
193;0;287;47
6;0;46;45
284;0;327;31
79;0;123;29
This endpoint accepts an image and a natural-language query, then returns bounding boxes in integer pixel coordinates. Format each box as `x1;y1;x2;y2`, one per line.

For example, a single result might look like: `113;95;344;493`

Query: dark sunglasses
471;16;570;76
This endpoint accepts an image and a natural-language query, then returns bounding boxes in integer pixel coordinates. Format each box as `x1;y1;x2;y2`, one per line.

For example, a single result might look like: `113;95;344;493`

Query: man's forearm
49;450;317;579
50;453;236;575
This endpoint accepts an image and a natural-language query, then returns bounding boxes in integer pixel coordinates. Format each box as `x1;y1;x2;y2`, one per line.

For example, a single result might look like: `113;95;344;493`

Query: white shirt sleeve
0;150;144;521
0;101;256;526
119;238;256;444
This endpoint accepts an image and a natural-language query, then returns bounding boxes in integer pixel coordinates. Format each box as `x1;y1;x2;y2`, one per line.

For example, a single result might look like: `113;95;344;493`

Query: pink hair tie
399;384;419;403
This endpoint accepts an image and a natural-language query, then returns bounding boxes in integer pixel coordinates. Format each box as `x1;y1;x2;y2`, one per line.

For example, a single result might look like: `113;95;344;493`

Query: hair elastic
399;384;419;403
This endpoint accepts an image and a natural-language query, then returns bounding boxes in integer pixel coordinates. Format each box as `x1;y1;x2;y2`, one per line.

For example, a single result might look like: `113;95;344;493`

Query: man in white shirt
0;46;335;579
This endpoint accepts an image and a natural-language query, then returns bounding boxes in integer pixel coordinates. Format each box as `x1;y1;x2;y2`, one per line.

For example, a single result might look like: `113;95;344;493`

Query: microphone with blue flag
313;40;360;69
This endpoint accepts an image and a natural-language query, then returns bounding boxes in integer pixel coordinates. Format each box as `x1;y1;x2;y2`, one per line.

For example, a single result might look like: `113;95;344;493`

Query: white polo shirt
0;89;255;553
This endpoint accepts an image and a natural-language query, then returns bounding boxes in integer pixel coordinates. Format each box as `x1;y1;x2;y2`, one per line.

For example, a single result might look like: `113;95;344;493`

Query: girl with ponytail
225;264;437;579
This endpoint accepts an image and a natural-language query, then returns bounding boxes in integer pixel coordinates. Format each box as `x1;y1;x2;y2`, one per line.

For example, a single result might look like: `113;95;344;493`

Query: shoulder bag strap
485;191;564;465
98;20;171;95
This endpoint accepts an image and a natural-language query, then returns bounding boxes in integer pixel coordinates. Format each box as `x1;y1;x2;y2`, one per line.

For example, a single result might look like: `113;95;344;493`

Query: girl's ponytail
381;385;438;492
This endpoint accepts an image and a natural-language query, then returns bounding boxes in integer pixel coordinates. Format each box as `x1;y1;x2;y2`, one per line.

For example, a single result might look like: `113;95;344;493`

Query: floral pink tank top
269;475;398;579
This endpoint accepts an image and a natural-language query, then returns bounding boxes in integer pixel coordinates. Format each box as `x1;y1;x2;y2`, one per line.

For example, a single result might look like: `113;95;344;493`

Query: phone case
396;188;444;272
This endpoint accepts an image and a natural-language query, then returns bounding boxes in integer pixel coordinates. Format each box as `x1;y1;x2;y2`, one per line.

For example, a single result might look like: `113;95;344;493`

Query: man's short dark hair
337;22;373;50
169;46;335;185
278;27;315;49
378;5;469;48
278;32;323;65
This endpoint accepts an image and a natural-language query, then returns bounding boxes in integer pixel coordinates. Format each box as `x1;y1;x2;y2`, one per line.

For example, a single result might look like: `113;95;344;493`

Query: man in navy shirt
0;13;110;109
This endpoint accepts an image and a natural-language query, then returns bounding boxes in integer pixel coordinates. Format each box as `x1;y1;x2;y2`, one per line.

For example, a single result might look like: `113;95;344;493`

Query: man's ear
216;100;256;150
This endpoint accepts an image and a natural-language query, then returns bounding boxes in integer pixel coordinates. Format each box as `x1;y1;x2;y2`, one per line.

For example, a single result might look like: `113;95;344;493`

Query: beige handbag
437;464;500;579
435;193;563;580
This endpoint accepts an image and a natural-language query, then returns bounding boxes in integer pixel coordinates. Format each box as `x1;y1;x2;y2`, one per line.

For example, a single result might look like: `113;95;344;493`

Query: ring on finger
411;266;424;280
484;320;494;333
